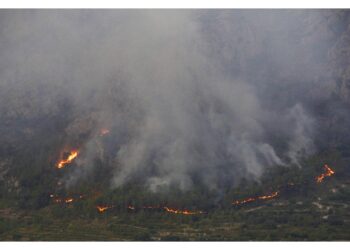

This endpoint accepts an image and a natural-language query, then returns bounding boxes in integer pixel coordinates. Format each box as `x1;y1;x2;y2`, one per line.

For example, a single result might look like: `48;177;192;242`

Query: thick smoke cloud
0;10;334;191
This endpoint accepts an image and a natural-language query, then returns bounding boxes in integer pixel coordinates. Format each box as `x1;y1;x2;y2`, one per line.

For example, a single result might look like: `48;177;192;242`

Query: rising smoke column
0;10;335;192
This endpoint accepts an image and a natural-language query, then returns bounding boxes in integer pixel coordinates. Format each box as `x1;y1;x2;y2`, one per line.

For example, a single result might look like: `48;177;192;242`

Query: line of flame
233;164;335;206
57;150;79;169
96;205;114;213
233;191;279;205
125;205;203;215
316;164;335;183
52;163;335;213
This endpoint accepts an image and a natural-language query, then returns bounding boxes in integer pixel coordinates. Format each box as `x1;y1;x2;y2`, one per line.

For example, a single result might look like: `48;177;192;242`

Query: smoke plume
0;10;339;192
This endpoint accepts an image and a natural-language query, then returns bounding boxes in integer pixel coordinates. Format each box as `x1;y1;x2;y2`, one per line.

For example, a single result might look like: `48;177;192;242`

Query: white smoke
0;10;330;191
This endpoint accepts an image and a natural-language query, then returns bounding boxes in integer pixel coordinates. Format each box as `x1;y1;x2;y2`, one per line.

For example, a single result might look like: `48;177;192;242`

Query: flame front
163;207;204;215
258;191;279;200
57;150;79;169
96;205;113;213
232;197;256;205
233;191;279;205
316;164;335;183
52;197;74;204
50;194;83;204
233;164;335;206
51;163;335;213
127;205;204;215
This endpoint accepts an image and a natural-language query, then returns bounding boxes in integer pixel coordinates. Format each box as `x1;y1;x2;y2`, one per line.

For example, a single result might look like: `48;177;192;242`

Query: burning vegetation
138;205;205;215
96;205;114;213
57;150;79;169
316;164;335;183
163;207;204;215
232;191;279;206
96;204;204;215
233;164;336;206
50;158;336;214
50;194;84;204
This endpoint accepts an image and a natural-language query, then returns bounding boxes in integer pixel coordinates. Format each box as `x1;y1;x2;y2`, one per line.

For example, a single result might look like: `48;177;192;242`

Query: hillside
1;152;349;240
1;10;350;241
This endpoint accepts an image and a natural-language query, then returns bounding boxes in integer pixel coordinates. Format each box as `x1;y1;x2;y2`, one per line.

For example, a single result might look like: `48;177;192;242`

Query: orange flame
52;164;335;213
96;205;113;213
65;198;74;203
50;194;83;204
316;164;335;183
232;197;256;205
232;164;335;206
163;207;204;215
124;205;204;215
258;191;279;200
52;198;74;204
57;150;79;169
233;191;279;205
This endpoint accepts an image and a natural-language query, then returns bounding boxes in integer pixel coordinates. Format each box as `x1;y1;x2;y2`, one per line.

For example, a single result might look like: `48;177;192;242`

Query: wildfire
163;207;204;215
96;205;113;213
50;163;336;214
259;191;279;200
127;205;204;215
57;150;79;169
232;164;336;207
50;194;84;204
316;164;335;183
232;197;256;205
65;198;74;203
52;197;75;204
233;191;279;205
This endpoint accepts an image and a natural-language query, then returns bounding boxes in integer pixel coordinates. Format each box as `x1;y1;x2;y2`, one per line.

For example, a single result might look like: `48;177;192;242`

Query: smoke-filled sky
0;10;339;191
